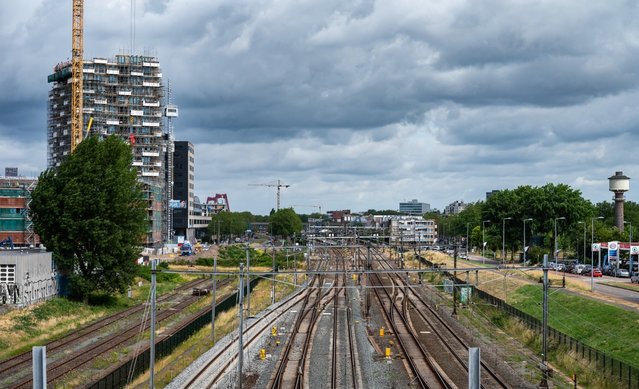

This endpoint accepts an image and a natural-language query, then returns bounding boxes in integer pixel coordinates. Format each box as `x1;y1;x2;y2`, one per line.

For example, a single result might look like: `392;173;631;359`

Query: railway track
177;285;310;388
369;260;455;388
330;251;358;389
3;277;227;389
269;248;341;388
370;246;510;388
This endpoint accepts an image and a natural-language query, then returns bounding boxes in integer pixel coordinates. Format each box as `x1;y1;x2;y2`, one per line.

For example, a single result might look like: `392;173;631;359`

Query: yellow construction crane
70;0;84;152
249;180;290;211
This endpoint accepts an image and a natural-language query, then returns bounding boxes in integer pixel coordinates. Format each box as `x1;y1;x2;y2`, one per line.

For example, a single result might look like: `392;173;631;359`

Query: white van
573;264;586;274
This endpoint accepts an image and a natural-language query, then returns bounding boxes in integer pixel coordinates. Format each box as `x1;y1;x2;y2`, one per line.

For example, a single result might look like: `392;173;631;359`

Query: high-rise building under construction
47;54;167;247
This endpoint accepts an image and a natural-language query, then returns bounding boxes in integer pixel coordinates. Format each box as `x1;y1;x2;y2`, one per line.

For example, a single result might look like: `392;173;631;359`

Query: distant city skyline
1;1;638;214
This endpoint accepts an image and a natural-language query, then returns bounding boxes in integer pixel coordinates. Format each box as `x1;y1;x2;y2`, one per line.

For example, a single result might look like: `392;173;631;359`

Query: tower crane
249;180;290;211
70;0;84;152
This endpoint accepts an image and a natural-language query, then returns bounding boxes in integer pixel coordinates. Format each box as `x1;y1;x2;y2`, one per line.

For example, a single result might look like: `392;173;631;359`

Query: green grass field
508;284;639;367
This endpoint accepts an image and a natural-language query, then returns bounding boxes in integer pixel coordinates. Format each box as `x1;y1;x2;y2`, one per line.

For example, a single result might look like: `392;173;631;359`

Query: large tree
270;208;303;237
30;136;147;300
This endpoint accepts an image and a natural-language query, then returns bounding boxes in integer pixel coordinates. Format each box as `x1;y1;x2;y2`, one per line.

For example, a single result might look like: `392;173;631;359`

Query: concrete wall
0;251;57;306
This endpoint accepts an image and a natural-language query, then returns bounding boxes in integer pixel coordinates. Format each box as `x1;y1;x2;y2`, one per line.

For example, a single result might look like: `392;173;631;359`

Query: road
466;254;639;308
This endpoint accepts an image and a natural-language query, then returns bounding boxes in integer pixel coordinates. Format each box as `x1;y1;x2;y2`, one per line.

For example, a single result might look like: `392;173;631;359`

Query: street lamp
554;217;566;264
502;217;512;266
523;218;533;264
625;221;633;276
577;221;586;265
591;216;604;292
482;220;491;264
466;222;470;257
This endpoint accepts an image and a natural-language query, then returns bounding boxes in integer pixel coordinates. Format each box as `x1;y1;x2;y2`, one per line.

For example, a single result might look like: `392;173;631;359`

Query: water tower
609;171;630;231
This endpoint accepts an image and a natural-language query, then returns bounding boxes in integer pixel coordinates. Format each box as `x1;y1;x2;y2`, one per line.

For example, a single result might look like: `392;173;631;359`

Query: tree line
437;183;639;263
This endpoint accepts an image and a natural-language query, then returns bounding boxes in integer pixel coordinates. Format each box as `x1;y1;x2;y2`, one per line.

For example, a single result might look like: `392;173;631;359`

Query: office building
399;199;430;215
172;141;210;242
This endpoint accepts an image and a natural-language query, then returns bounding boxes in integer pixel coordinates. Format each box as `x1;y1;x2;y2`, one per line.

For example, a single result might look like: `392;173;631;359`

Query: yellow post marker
379;327;385;337
385;348;391;359
271;326;278;337
352;273;357;281
260;348;266;360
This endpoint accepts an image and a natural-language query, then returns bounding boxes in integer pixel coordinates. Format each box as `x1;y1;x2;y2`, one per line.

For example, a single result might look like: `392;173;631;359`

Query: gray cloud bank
1;0;638;213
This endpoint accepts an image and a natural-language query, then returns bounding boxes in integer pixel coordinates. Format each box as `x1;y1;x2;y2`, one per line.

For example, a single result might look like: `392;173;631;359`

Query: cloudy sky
1;0;639;215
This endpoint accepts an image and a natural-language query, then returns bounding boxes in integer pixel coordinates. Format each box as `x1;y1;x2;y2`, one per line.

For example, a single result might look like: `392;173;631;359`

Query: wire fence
86;277;262;389
417;254;639;388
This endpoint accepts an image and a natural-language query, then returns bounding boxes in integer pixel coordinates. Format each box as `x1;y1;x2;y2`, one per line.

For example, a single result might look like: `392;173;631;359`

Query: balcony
130;110;144;116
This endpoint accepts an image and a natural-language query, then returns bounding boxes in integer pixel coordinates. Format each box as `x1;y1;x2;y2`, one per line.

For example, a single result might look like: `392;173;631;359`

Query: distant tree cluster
439;183;635;263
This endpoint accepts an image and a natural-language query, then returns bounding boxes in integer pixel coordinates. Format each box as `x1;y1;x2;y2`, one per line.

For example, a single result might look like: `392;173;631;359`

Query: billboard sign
608;241;619;261
592;243;601;251
631;246;639;255
169;200;186;209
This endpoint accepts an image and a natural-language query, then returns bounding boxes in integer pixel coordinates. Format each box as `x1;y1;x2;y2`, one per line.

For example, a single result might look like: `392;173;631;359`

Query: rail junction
170;239;529;388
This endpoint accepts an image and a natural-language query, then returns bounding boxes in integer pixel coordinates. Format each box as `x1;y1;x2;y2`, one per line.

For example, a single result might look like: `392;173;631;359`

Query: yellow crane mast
71;0;84;151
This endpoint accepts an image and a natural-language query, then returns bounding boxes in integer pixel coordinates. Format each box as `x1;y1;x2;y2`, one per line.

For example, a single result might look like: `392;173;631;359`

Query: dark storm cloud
2;1;639;212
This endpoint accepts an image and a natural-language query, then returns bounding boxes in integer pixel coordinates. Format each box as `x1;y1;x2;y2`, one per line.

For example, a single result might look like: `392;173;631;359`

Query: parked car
585;268;603;277
580;265;592;276
573;264;586;274
614;268;630;278
631;274;639;283
554;263;566;272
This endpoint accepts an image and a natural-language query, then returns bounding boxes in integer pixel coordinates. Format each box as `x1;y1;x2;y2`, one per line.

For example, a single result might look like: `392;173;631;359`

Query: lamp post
591;216;604;292
502;217;512;266
577;221;586;265
625;221;633;276
554;217;566;264
466;222;470;257
482;220;491;264
523;218;532;264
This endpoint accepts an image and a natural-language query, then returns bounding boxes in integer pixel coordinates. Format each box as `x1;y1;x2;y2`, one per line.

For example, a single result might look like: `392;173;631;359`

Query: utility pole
271;242;276;305
150;259;157;389
453;242;458;317
539;254;550;388
237;263;245;389
245;244;251;316
211;256;217;343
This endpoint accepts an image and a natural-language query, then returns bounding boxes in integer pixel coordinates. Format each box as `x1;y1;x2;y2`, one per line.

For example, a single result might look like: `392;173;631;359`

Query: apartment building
47;55;167;247
0;174;39;247
389;216;438;246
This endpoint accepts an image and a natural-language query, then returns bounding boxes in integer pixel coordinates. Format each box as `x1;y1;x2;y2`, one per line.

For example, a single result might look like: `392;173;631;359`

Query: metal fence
416;254;639;388
86;277;262;389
